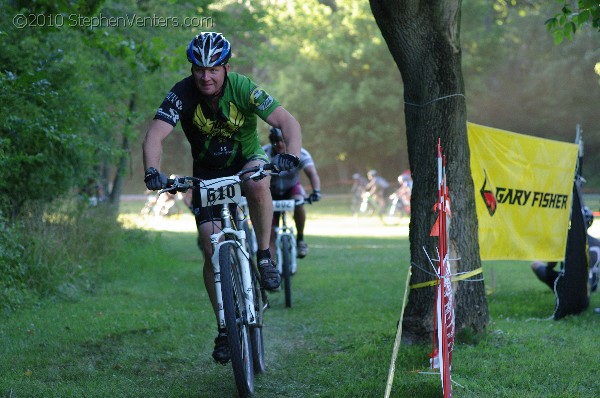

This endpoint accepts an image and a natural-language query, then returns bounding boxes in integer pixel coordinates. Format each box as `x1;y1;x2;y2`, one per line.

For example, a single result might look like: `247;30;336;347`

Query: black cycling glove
309;190;321;202
144;167;167;190
273;153;300;171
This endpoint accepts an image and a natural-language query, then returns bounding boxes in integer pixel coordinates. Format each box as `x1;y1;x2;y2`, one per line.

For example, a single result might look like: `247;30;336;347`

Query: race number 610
206;186;236;202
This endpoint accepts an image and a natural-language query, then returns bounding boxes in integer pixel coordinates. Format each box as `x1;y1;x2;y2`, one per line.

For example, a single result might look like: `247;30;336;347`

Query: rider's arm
265;106;302;158
304;164;321;192
143;119;174;170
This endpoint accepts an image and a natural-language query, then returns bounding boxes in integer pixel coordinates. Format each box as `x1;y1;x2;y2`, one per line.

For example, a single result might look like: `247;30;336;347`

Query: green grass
1;197;599;397
585;194;600;214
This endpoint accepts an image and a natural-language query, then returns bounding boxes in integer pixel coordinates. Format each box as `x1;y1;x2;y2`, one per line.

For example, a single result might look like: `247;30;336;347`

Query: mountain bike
349;173;370;215
382;191;411;225
359;191;379;215
272;197;314;308
161;163;278;398
272;199;296;308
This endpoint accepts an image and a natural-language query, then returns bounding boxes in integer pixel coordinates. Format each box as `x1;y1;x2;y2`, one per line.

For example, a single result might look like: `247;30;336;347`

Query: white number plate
199;176;242;207
273;200;295;212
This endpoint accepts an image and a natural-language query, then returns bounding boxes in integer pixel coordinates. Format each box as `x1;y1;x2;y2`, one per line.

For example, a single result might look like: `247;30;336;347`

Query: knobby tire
250;257;266;373
219;242;254;397
251;266;266;374
282;235;292;308
242;220;257;259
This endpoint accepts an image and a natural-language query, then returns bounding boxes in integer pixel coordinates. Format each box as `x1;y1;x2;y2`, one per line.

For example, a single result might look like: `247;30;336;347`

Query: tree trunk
370;0;488;343
108;96;135;211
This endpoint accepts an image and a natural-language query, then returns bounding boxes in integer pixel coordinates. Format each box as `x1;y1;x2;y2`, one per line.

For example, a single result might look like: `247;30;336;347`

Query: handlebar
158;162;279;195
273;197;314;209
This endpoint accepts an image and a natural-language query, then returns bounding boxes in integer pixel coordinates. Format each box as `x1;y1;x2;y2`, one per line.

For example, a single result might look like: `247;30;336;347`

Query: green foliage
463;0;514;76
546;0;600;44
462;1;600;191
3;0;598;209
0;0;205;214
0;0;126;217
0;18;108;217
0;0;255;311
11;0;104;16
0;200;131;313
0;211;31;310
254;0;407;177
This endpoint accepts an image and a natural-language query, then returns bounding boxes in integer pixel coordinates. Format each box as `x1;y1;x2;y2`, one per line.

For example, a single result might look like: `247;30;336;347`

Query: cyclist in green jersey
142;32;302;364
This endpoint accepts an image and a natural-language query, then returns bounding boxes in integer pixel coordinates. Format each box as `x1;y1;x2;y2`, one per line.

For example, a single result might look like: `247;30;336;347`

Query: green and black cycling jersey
154;72;279;177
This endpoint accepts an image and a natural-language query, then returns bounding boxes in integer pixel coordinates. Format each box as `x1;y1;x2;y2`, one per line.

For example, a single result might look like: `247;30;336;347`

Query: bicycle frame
273;200;297;274
210;206;258;331
239;196;258;257
159;163;278;396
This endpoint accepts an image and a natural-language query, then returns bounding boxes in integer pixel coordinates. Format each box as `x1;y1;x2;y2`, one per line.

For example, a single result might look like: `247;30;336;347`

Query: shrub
0;198;131;313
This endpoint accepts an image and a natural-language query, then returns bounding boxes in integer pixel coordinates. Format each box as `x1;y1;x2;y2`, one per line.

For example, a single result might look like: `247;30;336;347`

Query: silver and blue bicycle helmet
187;32;231;67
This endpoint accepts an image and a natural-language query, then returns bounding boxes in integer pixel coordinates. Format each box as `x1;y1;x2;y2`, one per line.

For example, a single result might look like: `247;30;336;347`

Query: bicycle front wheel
250;259;266;374
242;220;257;259
219;242;254;397
281;235;293;308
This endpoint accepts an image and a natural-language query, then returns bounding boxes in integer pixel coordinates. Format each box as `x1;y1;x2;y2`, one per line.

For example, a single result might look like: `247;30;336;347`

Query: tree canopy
1;0;598;218
545;0;600;44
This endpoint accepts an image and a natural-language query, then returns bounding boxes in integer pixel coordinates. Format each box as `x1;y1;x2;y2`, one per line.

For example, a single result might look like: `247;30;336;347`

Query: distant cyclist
389;174;412;216
351;173;368;195
365;169;390;216
263;127;321;259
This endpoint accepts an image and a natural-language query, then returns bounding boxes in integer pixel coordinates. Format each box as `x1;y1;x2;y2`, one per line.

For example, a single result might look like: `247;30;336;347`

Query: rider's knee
244;177;271;199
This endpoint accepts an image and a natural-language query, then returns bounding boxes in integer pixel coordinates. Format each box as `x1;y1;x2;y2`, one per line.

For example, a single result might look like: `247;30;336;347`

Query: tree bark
108;95;135;212
370;0;488;343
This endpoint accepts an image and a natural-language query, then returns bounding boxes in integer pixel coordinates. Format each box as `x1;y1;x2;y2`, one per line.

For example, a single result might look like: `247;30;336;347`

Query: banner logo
468;122;577;261
480;169;497;216
479;168;569;218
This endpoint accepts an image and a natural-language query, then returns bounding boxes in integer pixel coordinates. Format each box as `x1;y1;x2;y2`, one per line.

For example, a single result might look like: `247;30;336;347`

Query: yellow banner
467;122;578;261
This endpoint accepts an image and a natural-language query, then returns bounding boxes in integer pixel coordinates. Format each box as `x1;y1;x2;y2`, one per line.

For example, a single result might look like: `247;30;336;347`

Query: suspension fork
211;207;257;330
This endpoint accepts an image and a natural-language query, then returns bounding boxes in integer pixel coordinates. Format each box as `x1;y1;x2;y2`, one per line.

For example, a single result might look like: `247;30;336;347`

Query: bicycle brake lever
158;187;174;195
158;177;190;194
250;169;266;181
249;164;275;181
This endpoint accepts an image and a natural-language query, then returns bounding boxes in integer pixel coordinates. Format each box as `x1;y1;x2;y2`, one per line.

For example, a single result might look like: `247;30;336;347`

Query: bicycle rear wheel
219;242;254;397
250;259;266;373
281;235;293;308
